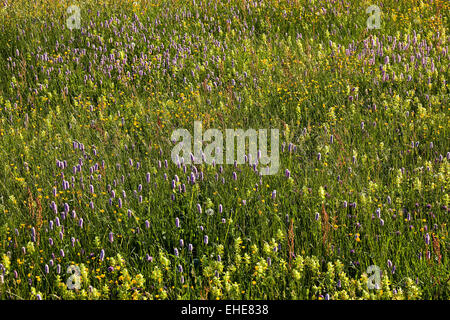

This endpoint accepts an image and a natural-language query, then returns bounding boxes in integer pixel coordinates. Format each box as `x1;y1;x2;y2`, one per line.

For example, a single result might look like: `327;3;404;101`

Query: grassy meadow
0;0;449;300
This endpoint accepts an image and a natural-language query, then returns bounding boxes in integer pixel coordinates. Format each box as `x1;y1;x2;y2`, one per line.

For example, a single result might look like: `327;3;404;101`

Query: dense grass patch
0;0;448;299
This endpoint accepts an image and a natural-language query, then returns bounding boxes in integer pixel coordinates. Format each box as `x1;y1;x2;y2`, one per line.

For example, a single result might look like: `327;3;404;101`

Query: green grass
0;0;448;300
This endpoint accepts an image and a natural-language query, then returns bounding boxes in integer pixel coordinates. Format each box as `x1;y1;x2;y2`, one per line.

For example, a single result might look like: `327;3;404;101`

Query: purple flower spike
425;233;430;245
